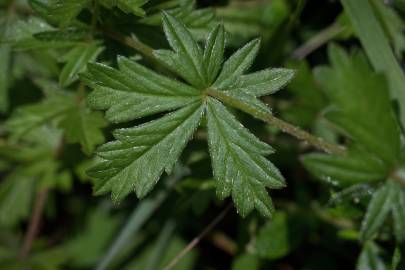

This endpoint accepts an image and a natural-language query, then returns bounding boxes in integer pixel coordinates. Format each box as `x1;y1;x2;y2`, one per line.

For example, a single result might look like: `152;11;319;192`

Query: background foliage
1;0;405;269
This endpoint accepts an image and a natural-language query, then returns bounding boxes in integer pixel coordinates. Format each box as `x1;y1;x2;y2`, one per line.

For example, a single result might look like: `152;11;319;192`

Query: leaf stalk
103;30;346;156
206;88;346;156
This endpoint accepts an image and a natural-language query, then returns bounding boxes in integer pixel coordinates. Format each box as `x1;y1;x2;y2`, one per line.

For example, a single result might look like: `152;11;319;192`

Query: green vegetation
0;0;404;269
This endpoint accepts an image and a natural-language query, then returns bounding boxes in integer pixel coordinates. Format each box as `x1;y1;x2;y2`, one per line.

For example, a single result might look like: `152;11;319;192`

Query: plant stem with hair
19;189;49;260
103;30;346;156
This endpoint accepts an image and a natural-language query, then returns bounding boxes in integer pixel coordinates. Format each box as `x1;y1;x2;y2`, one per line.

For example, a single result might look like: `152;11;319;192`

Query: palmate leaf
5;91;75;141
316;45;400;167
302;45;401;187
302;146;387;186
88;102;204;201
213;38;260;90
209;33;293;114
301;45;403;241
206;98;284;217
59;42;104;87
59;107;107;155
154;11;207;88
86;13;293;217
85;56;201;123
5;82;106;156
203;24;225;84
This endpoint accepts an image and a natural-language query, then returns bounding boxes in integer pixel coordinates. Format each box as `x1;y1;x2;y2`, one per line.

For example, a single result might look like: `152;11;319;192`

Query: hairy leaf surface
206;98;284;217
154;12;206;88
85;57;200;123
88;102;204;201
86;14;292;217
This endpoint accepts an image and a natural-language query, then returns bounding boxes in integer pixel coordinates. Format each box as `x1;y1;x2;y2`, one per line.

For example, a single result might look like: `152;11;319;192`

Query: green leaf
34;29;89;42
64;207;121;268
213;89;272;115
0;44;10;112
1;17;51;43
154;12;206;88
118;0;149;17
283;60;326;127
96;168;185;270
176;5;215;31
360;182;396;242
232;254;260;270
215;0;289;46
88;102;204;201
302;146;387;186
86;16;291;217
357;242;387;270
2;17;74;50
391;247;401;270
29;247;68;270
59;42;104;87
340;0;405;130
254;211;290;259
49;0;90;26
100;0;149;17
206;98;284;217
392;186;405;242
213;38;260;90
0;172;34;227
139;0;215;36
29;0;60;25
232;68;294;97
59;107;106;155
85;57;200;123
315;44;400;167
203;24;225;84
5;92;75;141
369;0;405;57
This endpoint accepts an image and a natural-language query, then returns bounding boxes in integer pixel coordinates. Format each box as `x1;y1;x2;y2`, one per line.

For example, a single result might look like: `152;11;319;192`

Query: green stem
104;30;346;156
206;89;346;156
103;30;155;60
291;22;345;59
19;189;49;260
90;0;99;38
162;203;232;270
286;0;307;32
